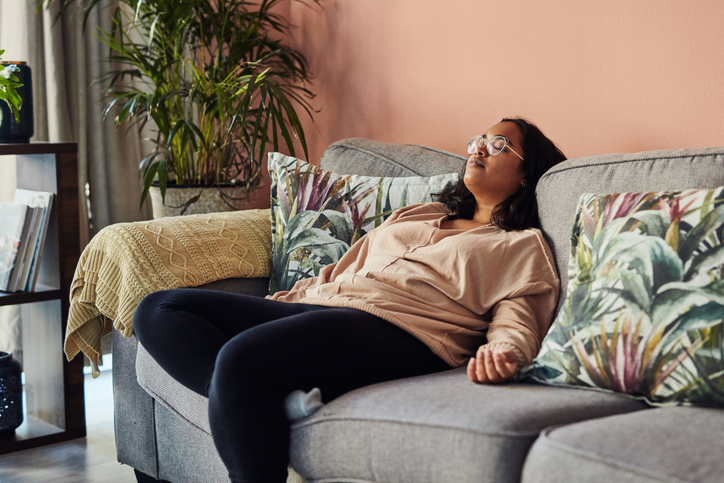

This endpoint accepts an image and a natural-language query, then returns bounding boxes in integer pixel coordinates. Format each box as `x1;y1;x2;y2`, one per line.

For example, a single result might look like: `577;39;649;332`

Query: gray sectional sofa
113;138;724;482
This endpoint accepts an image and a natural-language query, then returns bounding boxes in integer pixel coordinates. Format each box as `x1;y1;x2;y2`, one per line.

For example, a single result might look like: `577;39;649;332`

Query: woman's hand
467;346;519;384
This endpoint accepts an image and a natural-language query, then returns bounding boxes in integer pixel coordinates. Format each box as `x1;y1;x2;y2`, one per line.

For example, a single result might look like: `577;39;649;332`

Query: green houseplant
0;50;23;123
39;0;316;214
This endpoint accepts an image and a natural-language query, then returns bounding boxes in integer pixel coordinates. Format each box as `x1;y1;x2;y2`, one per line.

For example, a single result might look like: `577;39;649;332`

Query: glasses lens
467;136;482;155
487;136;507;155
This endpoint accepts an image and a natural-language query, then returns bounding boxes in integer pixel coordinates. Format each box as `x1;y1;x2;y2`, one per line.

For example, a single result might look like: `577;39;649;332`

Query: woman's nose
474;143;488;156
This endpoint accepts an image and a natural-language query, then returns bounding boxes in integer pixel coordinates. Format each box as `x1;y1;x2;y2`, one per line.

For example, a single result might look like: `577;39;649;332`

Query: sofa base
134;469;170;483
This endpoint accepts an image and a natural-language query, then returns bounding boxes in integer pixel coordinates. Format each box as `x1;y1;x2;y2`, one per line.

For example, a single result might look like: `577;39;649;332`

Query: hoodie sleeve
483;281;559;365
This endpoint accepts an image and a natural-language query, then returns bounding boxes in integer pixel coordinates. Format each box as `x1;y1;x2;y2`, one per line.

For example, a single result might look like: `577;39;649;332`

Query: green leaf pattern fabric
522;187;724;407
268;153;458;293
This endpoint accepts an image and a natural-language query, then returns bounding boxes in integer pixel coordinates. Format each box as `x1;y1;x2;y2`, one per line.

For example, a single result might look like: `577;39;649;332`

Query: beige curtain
0;0;152;361
1;0;153;236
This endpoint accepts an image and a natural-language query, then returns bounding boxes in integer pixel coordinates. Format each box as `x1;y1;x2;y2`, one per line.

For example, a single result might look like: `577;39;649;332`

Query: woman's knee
215;335;261;375
211;332;279;396
133;289;184;342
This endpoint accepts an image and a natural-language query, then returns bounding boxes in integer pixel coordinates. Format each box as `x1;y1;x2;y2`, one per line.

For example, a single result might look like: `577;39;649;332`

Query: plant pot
0;351;23;433
149;181;264;219
0;62;34;143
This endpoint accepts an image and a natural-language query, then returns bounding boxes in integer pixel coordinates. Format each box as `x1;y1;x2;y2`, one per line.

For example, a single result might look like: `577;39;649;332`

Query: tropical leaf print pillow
521;187;724;407
268;153;458;293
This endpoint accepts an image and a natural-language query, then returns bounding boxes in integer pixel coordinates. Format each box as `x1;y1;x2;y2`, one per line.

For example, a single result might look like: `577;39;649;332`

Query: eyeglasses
467;135;524;161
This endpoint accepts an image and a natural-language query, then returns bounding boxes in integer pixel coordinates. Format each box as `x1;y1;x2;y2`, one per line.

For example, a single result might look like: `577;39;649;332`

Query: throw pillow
268;152;458;293
521;187;724;407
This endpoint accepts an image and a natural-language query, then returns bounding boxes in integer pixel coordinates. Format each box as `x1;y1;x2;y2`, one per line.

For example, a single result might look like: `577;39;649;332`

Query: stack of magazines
0;189;55;292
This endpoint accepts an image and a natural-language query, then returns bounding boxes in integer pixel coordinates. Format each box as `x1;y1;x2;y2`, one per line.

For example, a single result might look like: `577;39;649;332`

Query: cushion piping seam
325;144;464;176
144;382;210;434
292;416;541;439
406;143;467;160
541;153;724;181
326;145;422;175
537;431;688;483
150;397;162;479
306;477;377;483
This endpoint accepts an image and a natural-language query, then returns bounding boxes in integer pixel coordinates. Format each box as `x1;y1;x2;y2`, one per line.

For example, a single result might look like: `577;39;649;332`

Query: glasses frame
468;135;524;161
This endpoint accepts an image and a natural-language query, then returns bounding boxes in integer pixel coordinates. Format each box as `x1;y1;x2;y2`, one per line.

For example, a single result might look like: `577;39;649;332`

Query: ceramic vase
0;62;34;143
0;351;23;432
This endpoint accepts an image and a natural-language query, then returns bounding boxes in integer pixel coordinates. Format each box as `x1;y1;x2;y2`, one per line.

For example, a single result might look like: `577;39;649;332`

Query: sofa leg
134;469;172;483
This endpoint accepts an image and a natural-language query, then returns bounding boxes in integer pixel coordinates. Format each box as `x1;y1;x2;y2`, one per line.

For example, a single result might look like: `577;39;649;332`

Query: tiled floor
0;369;137;482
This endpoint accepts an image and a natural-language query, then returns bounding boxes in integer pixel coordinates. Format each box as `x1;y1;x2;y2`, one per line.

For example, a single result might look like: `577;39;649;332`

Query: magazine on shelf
7;205;40;292
0;202;31;291
8;206;40;292
13;189;55;292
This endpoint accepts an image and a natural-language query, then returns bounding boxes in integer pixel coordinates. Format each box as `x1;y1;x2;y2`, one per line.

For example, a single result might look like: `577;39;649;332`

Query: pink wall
285;0;724;164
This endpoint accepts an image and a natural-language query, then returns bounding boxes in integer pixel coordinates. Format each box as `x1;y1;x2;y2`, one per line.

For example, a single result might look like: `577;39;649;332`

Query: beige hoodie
269;203;560;367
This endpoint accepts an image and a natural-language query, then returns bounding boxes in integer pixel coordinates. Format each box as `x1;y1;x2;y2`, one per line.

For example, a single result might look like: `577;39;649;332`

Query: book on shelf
7;204;39;292
0;190;55;293
0;202;31;291
13;189;54;292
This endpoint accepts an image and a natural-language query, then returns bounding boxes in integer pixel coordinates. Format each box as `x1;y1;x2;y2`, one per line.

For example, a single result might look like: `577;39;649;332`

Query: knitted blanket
66;209;272;377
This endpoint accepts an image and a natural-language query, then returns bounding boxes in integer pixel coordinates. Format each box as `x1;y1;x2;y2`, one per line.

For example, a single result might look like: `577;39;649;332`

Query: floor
0;367;137;483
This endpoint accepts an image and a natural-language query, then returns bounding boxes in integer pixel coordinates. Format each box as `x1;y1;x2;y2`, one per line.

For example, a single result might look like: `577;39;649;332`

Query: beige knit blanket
66;209;272;377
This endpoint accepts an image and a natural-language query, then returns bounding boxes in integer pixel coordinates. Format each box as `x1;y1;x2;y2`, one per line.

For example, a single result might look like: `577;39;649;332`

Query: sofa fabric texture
136;346;646;483
113;139;724;483
319;138;465;177
522;406;724;483
289;368;646;483
113;329;159;479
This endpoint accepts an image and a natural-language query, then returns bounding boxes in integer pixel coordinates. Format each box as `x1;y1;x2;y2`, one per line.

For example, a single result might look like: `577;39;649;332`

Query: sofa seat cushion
289;367;648;483
137;348;647;483
522;406;724;483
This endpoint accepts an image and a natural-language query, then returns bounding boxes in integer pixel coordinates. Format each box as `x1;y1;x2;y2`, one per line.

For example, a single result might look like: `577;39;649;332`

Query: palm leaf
679;203;724;262
286;228;349;265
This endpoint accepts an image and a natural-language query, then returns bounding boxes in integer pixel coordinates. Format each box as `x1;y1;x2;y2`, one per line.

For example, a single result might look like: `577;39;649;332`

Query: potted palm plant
39;0;316;217
0;50;23;122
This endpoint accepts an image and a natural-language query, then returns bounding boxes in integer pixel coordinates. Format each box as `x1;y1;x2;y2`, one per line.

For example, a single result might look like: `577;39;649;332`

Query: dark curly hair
433;117;566;231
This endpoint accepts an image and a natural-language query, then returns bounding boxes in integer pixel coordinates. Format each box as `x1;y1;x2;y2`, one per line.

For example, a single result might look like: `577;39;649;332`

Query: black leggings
133;289;450;483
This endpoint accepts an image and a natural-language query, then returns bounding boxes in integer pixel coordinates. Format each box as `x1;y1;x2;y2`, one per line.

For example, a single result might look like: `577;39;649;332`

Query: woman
134;117;567;483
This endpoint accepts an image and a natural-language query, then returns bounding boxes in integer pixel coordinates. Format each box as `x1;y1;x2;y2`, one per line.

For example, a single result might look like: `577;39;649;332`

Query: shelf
0;415;85;455
0;415;63;454
0;143;86;454
0;143;77;156
0;284;62;306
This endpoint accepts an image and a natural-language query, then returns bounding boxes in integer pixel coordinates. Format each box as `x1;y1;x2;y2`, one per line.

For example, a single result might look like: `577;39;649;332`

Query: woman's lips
468;156;485;167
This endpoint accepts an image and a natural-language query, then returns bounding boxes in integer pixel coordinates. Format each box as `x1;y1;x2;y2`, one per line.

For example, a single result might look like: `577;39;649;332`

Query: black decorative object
0;62;34;143
0;351;23;433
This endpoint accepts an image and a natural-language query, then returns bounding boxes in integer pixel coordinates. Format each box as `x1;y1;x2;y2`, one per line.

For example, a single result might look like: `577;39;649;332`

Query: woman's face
463;122;526;207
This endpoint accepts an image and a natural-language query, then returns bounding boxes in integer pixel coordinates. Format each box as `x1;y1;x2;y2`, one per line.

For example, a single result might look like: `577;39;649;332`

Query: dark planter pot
0;62;34;143
0;351;23;433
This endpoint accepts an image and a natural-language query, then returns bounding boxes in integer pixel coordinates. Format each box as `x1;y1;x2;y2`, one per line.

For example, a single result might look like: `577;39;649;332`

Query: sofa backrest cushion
319;140;724;314
320;138;465;177
537;147;724;311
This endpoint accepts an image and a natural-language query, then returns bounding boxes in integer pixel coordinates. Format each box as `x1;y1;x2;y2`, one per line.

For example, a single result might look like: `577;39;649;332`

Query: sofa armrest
113;330;160;478
67;209;272;375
